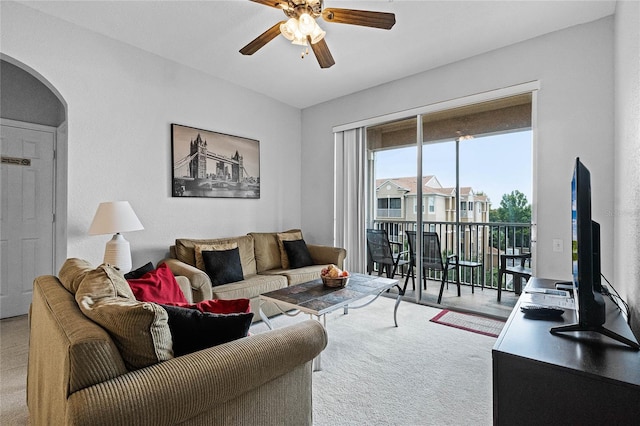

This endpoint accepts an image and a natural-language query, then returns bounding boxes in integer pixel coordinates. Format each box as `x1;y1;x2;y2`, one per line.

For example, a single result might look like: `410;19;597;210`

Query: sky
375;130;532;206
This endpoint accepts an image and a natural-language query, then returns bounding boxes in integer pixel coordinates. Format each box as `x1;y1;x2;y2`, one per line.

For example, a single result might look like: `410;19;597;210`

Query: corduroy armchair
27;275;327;426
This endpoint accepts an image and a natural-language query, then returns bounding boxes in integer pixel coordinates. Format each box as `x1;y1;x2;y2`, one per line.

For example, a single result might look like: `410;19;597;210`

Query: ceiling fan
239;0;396;69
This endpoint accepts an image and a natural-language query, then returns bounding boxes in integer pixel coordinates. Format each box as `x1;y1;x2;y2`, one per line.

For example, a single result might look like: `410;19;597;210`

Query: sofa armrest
307;244;347;270
174;276;193;304
66;320;327;426
158;258;212;302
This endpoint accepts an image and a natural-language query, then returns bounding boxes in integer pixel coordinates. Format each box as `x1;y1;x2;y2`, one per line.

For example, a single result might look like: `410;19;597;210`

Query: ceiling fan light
309;22;326;44
292;34;308;46
298;13;315;36
281;18;298;41
280;24;294;41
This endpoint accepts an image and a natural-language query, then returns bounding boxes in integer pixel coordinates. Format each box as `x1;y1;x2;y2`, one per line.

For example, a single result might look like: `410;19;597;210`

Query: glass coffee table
259;273;402;370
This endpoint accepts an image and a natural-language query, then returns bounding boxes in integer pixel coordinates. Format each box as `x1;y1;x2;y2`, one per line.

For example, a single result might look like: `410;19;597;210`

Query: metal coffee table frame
258;274;402;371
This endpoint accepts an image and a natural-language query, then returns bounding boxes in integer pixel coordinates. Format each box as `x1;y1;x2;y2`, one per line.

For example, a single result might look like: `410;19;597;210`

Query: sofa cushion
250;232;281;272
58;258;97;294
202;247;245;286
194;242;238;271
175;235;257;275
210;274;287;300
283;239;314;269
276;231;303;269
160;305;253;356
124;262;155;280
73;263;136;300
74;263;173;370
127;263;189;305
277;264;328;286
251;229;301;272
76;296;173;370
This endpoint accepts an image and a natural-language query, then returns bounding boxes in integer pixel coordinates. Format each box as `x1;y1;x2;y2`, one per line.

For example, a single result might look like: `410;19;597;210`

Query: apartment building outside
374;175;495;283
375;175;490;224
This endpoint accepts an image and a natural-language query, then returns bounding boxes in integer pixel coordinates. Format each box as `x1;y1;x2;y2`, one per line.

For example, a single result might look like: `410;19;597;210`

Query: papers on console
521;281;575;309
522;281;575;309
522;293;576;309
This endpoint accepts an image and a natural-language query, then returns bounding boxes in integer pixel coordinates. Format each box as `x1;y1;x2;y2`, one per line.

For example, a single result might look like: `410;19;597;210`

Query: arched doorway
0;55;68;318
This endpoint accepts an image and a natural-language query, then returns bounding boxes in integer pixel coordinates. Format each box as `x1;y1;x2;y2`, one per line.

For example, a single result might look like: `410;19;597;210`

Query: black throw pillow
161;304;253;357
283;239;314;269
124;262;155;280
201;248;244;286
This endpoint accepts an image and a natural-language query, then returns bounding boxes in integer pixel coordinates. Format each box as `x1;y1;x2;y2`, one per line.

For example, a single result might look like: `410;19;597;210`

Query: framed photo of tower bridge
171;123;260;199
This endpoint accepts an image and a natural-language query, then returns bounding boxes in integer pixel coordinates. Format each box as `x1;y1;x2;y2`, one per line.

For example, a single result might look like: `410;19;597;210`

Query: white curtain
334;128;367;273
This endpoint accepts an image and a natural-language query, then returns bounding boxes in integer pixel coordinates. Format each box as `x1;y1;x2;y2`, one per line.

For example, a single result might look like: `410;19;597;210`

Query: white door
1;122;55;318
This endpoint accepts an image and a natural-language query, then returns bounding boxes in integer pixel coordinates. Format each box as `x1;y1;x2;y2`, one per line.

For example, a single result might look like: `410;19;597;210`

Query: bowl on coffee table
321;276;349;288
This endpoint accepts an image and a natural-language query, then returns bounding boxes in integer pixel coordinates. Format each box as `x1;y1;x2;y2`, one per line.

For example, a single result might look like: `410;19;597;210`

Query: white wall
614;0;640;336
1;2;303;269
302;17;615;283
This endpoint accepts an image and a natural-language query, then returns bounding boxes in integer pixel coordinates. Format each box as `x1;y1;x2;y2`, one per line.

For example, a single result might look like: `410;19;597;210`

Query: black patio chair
404;230;459;304
366;229;409;280
497;252;531;302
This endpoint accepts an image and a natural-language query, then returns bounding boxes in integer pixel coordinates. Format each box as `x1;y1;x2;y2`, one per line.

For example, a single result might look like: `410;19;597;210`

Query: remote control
555;282;574;291
520;304;565;320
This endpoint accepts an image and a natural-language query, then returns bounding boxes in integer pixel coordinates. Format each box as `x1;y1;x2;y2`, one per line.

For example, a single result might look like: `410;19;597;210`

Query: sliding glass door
366;92;533;304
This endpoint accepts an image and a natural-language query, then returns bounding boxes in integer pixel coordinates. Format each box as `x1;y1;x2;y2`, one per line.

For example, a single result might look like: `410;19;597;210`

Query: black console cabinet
492;278;640;425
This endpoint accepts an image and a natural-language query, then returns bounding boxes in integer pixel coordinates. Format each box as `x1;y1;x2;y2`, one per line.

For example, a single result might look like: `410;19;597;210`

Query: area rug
430;309;506;338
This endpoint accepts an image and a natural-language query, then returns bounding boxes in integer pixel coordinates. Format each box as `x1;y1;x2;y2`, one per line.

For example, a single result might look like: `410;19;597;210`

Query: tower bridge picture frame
171;123;260;199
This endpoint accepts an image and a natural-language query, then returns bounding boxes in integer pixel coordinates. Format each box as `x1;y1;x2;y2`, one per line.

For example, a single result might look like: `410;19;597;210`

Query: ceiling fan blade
240;21;285;56
322;8;395;30
249;0;285;9
308;36;335;69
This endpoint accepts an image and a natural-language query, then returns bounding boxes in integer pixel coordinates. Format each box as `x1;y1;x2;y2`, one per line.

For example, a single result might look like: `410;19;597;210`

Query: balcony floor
381;274;519;320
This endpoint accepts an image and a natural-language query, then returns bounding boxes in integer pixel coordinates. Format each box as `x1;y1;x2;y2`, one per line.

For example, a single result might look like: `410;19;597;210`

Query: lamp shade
88;201;144;235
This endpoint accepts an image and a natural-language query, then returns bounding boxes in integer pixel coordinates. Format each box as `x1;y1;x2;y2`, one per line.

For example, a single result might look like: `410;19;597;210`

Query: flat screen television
550;158;639;349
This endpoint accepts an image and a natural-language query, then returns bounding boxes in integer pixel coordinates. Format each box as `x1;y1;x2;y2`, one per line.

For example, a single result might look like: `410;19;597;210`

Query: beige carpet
1;297;495;425
253;297;495;425
0;315;29;426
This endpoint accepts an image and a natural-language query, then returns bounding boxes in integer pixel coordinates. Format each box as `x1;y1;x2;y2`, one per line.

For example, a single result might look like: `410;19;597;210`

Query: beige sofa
27;263;328;426
161;230;346;319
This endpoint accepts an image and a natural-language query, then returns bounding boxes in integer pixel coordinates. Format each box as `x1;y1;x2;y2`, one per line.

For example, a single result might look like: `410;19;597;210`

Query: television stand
550;322;640;350
493;277;640;425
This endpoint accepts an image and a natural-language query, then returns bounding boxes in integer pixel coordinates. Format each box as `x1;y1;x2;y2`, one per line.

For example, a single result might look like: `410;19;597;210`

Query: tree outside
489;190;532;250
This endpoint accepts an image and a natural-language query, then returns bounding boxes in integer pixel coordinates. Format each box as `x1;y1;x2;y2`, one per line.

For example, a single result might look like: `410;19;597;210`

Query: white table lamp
88;201;144;273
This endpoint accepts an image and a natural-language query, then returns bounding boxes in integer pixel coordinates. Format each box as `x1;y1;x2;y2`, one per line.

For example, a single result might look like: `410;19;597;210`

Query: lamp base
103;233;132;273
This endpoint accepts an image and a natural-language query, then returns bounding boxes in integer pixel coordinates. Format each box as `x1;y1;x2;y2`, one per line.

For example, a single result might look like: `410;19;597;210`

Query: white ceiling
18;0;616;109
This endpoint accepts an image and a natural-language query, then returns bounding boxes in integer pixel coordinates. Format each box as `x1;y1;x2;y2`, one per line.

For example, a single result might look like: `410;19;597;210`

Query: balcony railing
372;219;532;293
376;208;402;218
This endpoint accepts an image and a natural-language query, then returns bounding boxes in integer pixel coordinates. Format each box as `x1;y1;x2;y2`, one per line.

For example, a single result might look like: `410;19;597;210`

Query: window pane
459;131;532;221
